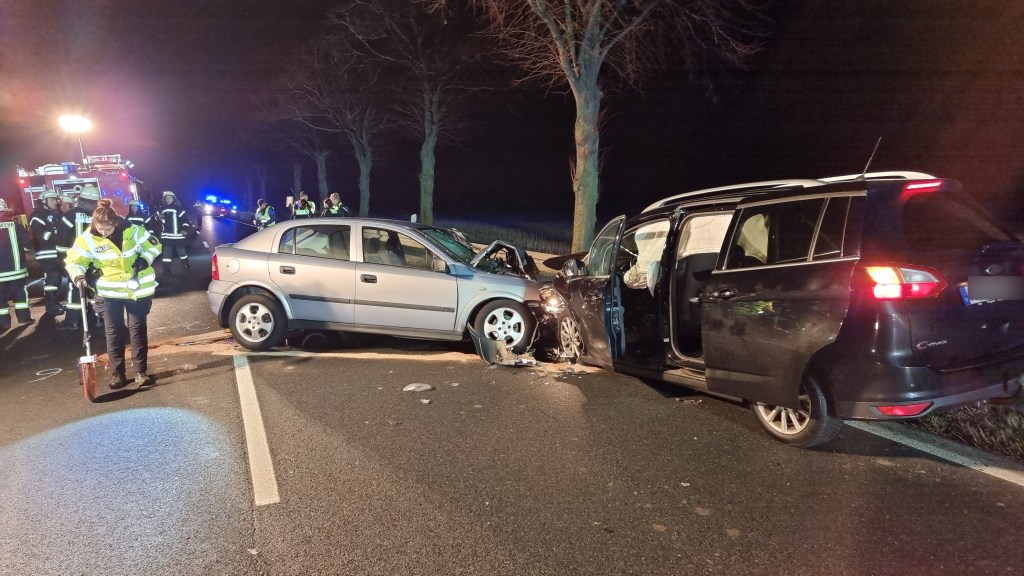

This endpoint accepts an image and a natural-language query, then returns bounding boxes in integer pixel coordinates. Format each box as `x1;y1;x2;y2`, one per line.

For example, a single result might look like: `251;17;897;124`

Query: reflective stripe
0;270;28;281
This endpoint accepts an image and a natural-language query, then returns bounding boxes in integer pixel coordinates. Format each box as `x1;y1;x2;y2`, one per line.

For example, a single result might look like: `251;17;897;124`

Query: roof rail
818;171;936;183
642;179;826;212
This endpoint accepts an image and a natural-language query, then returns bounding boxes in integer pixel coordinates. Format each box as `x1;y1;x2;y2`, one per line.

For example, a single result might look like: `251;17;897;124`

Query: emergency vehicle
9;154;142;219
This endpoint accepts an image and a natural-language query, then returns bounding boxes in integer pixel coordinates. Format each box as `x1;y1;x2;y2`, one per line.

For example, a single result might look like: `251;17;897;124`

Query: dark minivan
550;173;1024;447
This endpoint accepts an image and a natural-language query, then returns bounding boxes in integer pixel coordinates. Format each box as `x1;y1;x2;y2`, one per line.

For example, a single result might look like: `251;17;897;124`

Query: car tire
473;299;535;355
750;375;841;448
557;311;584;362
229;294;287;352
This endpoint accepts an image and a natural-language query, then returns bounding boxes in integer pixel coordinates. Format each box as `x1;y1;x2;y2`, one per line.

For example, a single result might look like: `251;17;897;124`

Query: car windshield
420;226;477;264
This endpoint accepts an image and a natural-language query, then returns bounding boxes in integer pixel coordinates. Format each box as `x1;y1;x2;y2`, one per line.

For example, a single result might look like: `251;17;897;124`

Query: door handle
280;266;296;275
361;274;377;283
710;288;738;300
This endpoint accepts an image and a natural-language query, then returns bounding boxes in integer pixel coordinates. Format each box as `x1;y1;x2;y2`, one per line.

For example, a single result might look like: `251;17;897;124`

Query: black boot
183;259;190;271
57;316;81;331
109;372;129;390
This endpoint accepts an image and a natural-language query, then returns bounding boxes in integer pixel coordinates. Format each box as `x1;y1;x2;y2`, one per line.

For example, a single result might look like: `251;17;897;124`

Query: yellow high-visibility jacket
65;224;162;300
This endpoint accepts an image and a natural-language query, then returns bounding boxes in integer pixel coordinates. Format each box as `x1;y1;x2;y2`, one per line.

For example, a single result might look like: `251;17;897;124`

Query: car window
277;228;295;254
584;216;625;277
362;227;434;269
900;193;1013;252
677;213;733;259
620;219;670;289
812;197;848;260
289;225;350;260
726;199;825;269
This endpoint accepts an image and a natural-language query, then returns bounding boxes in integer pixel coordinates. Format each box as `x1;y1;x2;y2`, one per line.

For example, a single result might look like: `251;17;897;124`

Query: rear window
901;194;1012;252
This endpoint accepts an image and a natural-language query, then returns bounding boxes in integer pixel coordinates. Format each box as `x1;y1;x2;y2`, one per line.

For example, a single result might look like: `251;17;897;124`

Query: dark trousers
97;296;152;376
39;259;64;312
161;239;189;271
0;278;31;327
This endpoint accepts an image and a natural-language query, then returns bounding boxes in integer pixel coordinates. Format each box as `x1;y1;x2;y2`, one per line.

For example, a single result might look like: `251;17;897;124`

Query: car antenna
858;137;883;180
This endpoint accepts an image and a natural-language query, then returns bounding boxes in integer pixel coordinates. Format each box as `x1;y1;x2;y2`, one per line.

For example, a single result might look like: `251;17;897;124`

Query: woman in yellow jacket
65;199;163;389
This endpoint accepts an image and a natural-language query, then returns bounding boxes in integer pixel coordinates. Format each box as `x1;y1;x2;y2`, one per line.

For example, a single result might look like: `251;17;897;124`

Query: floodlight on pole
59;115;93;163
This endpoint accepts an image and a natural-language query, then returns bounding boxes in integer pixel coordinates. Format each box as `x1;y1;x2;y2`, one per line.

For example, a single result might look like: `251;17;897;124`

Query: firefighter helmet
162;190;177;202
40;189;60;200
78;184;101;201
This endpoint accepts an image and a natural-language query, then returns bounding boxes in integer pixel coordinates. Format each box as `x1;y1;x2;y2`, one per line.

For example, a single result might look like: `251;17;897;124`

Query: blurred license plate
961;277;1024;305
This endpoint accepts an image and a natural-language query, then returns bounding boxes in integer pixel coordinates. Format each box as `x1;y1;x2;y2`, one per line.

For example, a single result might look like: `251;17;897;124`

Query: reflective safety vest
65;224;163;300
0;219;31;282
293;200;313;218
255;205;276;228
29;207;61;260
160;205;191;239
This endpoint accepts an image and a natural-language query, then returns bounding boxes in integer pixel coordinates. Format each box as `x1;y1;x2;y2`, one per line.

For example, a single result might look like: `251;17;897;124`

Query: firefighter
253;198;277;230
126;200;148;228
28;190;65;316
56;184;101;331
158;190;192;273
291;191;314;219
0;199;34;331
322;192;350;217
66;199;162;389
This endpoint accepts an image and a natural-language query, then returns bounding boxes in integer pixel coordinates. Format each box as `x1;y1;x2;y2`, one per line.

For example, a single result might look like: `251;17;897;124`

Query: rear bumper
207;281;232;328
835;372;1022;420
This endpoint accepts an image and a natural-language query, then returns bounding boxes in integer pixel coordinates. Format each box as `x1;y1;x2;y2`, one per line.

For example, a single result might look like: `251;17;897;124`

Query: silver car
208;218;542;352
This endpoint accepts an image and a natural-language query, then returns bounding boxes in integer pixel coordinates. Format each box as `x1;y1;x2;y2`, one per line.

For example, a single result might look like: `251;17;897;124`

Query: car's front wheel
557;312;584;362
473;299;535;354
750;375;841;448
229;294;287;352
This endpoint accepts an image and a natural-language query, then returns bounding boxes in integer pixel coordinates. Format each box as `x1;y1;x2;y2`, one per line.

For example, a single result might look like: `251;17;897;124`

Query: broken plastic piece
403;383;435;392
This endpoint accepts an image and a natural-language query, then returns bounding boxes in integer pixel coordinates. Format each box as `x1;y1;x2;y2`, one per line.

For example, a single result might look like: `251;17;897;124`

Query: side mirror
646;260;661;298
561;259;582;278
432;256;449;273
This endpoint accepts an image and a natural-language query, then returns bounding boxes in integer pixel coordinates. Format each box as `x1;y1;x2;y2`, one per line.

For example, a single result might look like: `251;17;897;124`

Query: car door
354;225;458;332
700;196;860;408
555;215;627;370
268;224;356;323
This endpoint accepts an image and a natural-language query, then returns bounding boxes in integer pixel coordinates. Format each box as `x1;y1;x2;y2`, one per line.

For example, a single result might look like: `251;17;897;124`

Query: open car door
556;215;627;371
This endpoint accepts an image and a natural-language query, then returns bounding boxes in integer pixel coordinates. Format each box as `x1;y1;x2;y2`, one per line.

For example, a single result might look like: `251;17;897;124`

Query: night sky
2;0;1023;225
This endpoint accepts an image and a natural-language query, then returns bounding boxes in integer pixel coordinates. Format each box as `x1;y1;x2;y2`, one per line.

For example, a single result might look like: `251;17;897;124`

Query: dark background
2;0;1022;226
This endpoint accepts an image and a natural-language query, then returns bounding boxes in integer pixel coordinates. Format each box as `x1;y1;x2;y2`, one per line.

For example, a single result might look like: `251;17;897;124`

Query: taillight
876;402;932;417
211;253;220;280
862;265;947;300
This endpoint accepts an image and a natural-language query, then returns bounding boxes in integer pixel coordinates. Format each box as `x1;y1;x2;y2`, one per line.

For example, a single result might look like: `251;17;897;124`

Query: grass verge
437;218;572;256
910;405;1024;462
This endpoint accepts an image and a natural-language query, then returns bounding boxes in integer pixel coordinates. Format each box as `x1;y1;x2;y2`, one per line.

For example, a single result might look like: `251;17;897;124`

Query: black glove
132;258;149;273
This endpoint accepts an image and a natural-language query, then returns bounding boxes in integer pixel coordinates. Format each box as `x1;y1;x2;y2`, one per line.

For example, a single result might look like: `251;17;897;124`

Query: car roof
641;171;937;213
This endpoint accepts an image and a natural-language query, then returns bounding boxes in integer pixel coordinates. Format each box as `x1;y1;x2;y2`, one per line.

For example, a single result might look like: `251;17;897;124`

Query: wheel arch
220;284;288;328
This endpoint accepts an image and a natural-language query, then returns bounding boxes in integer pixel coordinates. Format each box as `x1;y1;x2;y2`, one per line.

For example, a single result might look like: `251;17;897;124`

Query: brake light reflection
211;253;220;281
876;402;932;417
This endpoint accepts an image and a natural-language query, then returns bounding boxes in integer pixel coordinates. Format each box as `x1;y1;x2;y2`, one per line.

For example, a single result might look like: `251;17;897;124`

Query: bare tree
457;0;765;250
330;0;494;224
282;39;387;217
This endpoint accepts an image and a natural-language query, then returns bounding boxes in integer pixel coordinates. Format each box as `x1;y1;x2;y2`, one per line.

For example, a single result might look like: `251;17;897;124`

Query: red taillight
211;253;220;280
120;171;128;179
876;402;932;417
863;265;947;300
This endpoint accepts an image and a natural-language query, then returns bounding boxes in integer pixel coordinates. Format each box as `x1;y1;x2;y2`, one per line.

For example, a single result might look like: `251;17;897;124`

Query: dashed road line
234;354;280;506
202;241;210;249
847;420;1024;488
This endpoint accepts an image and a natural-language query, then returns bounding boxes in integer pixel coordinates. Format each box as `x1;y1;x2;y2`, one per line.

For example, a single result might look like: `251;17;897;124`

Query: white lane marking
202;241;210;249
234;354;281;506
847;421;1024;488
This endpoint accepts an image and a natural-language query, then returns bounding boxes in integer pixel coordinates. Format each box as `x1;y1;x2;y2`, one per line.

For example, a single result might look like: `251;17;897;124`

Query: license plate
959;284;996;306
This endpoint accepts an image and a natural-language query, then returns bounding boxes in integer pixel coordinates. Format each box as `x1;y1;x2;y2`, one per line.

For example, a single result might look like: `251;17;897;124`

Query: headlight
204;206;213;214
539;284;565;314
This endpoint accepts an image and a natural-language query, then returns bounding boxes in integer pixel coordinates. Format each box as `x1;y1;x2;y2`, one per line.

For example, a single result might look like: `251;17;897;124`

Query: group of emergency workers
0;185;196;334
253;191;349;231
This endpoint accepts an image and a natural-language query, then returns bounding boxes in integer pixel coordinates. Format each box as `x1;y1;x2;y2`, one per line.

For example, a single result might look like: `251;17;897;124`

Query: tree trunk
351;134;373;217
316;151;329;201
571;84;602;252
292;160;302;199
419;89;441;225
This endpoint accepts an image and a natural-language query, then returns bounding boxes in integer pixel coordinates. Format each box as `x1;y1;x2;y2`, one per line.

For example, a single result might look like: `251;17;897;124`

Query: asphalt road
1;215;1023;576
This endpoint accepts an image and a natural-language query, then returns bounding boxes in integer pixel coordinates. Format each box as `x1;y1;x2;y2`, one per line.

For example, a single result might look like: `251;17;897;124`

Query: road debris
403;383;435;392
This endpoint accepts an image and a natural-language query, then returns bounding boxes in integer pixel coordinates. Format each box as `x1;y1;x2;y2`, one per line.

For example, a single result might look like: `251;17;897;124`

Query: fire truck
9;154;144;220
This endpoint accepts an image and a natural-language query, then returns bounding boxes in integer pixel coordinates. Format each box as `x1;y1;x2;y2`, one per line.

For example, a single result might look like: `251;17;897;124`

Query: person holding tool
65;199;162;389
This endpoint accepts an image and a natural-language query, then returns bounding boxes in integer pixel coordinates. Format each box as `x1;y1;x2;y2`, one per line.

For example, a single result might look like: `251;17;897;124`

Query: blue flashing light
219;199;232;204
205;195;219;202
115;189;123;196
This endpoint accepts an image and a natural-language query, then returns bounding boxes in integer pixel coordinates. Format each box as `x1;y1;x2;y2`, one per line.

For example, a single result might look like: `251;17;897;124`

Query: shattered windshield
420;226;476;264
